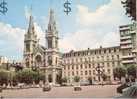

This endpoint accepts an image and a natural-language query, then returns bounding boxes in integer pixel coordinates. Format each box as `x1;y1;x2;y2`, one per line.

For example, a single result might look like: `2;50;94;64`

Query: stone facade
62;46;121;83
23;9;62;85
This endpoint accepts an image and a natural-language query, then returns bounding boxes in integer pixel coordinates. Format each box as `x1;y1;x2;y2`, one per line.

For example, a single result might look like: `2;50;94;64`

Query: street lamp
95;65;104;82
44;50;47;84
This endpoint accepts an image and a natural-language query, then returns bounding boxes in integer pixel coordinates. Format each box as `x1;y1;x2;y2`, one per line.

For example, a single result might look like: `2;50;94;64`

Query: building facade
0;56;8;65
23;9;62;85
120;23;137;66
23;10;137;84
62;46;121;83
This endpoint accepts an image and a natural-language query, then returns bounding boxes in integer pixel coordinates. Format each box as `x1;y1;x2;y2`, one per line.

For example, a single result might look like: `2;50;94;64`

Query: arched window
35;55;42;67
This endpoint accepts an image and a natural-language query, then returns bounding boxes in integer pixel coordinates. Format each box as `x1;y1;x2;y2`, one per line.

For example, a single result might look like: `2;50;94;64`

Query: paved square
1;85;120;98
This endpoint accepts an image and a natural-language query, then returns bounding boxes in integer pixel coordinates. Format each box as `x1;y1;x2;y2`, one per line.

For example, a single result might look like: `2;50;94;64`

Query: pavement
1;85;120;98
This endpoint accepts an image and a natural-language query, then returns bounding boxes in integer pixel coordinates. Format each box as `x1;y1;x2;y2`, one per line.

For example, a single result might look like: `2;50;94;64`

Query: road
1;85;120;98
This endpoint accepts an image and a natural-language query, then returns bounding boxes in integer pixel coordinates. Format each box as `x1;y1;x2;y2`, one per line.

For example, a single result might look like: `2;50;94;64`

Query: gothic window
56;57;58;65
48;25;52;31
48;38;52;48
55;40;58;48
26;44;30;52
35;55;42;67
48;56;52;65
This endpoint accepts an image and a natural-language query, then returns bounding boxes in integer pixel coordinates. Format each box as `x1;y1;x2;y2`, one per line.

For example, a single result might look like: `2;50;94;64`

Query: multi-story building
0;56;8;65
120;23;137;66
62;46;121;83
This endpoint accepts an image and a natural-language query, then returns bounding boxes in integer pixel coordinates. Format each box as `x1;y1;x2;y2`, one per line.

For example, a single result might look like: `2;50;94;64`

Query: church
23;9;137;85
23;9;62;85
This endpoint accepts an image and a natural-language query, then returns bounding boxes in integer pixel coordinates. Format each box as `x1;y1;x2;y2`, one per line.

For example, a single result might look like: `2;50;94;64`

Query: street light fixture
95;65;104;82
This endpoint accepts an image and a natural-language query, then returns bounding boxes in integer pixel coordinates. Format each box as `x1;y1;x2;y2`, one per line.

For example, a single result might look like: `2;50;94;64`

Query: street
1;85;120;98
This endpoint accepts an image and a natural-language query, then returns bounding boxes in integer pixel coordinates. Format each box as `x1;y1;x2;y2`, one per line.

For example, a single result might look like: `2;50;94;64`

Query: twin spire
27;8;57;34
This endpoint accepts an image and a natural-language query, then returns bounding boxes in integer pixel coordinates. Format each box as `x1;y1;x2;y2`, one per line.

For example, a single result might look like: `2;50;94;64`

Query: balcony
121;55;135;59
120;27;130;31
130;30;136;34
120;36;131;40
122;60;136;64
120;40;132;45
121;45;133;49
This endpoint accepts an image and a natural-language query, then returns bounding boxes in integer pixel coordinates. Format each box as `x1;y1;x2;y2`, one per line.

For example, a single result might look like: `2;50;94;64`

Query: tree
61;77;67;83
61;77;67;86
16;68;45;85
0;69;9;86
127;65;137;78
113;67;126;80
16;68;35;84
102;73;108;81
33;70;45;84
88;76;93;85
74;76;80;83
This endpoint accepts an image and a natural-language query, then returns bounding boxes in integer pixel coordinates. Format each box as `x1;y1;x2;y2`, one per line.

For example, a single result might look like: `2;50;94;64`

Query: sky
0;0;131;61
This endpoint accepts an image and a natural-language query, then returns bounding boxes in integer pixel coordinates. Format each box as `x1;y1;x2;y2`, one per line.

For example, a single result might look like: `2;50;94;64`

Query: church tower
45;9;62;85
24;14;37;68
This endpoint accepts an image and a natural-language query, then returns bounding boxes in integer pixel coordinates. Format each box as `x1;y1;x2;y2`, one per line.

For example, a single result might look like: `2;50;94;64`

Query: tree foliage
113;67;126;80
74;76;80;82
127;65;137;78
0;69;9;86
16;68;45;84
61;77;67;83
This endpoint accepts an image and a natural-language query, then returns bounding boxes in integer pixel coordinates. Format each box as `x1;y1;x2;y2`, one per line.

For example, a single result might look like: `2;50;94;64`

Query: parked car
74;85;82;91
80;82;90;86
43;83;51;92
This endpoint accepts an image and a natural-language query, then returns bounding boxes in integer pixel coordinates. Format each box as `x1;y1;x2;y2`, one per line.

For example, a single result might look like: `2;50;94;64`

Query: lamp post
44;50;46;85
95;65;104;82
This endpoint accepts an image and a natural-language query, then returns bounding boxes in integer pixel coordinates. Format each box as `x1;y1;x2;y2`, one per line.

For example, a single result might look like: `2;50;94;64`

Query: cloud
60;0;131;52
0;21;46;60
0;22;25;60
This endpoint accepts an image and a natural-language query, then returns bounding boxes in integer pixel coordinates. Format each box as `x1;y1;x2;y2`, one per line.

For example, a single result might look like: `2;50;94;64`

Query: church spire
47;8;57;33
28;7;35;34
